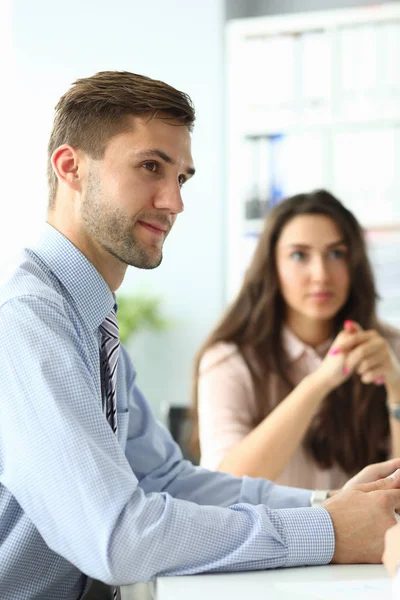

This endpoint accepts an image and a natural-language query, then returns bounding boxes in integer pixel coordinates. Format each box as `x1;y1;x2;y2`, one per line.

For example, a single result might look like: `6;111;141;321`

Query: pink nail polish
343;368;349;375
330;348;339;356
375;377;385;385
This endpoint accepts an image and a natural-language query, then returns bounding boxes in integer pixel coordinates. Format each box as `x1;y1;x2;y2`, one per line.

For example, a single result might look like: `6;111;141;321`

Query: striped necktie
99;309;121;600
100;310;120;434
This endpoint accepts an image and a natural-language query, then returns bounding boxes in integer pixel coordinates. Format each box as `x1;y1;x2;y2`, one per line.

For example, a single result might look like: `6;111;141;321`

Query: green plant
116;293;170;344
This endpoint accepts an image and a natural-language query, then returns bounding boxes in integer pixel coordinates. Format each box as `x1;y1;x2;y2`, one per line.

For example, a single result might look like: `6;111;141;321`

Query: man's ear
51;144;86;193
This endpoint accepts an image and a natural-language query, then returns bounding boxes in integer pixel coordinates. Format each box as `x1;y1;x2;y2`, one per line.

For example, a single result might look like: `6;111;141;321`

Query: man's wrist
311;489;330;507
326;489;338;498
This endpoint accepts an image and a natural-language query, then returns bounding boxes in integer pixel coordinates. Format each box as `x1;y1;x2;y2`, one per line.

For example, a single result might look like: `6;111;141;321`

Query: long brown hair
191;190;391;475
47;71;195;208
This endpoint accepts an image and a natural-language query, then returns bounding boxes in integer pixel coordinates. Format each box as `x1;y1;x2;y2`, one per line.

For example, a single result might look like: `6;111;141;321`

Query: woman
191;190;400;490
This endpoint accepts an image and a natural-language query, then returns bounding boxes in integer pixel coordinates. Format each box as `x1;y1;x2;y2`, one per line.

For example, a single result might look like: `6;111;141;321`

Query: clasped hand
316;320;400;392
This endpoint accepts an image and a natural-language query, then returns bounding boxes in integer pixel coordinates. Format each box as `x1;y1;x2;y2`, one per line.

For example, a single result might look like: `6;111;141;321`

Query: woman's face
275;214;351;325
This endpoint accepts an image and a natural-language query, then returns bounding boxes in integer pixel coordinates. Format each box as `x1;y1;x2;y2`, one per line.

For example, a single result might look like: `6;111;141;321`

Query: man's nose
154;181;184;214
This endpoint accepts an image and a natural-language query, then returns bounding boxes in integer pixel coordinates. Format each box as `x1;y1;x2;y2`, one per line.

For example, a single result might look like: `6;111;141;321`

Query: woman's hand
312;327;358;391
383;523;400;577
332;321;400;390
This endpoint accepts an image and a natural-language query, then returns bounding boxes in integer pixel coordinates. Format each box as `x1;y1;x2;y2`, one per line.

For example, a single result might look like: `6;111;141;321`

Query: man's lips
137;220;169;235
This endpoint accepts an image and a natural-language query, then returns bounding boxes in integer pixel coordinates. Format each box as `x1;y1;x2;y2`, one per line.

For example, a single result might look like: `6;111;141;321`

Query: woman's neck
285;312;334;347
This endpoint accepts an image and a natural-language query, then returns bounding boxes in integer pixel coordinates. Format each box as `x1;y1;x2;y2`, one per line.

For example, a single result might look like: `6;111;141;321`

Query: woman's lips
308;291;333;301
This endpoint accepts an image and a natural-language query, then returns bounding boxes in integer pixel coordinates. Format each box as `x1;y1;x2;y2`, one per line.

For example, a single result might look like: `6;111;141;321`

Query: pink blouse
198;326;400;490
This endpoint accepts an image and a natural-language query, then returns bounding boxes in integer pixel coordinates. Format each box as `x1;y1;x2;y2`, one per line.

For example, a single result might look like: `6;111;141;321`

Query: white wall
9;0;226;418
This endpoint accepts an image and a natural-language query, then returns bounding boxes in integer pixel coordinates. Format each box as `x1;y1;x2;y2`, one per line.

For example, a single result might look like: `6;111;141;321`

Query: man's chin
130;251;163;270
106;241;163;270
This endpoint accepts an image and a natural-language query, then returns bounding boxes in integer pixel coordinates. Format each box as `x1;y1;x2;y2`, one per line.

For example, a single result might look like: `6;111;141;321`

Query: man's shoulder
0;249;65;313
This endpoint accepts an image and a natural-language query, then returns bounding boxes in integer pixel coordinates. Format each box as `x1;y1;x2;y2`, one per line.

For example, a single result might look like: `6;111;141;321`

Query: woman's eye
328;249;346;260
290;251;306;261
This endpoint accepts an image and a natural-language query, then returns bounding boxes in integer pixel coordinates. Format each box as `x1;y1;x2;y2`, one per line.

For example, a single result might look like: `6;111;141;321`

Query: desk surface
154;564;392;600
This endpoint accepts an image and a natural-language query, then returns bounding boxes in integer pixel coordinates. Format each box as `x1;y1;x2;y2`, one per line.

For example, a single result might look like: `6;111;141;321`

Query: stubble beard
81;173;163;270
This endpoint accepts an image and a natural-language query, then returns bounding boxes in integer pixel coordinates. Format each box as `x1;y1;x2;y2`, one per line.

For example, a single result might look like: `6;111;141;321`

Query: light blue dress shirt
0;224;334;600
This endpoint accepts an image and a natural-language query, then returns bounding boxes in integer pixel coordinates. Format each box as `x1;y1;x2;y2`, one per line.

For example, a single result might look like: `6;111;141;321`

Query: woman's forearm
217;372;329;480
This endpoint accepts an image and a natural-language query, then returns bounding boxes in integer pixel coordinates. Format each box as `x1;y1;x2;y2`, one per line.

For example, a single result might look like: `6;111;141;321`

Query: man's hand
322;469;400;564
383;523;400;577
343;458;400;490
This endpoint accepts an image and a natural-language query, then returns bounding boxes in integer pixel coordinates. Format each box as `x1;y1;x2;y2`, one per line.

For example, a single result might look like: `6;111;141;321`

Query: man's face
80;115;195;269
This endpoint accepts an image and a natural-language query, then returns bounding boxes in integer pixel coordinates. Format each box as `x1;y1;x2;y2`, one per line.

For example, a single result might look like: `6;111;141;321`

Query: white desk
151;564;393;600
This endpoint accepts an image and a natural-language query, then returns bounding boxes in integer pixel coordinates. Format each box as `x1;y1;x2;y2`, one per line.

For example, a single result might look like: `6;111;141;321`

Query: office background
1;0;398;420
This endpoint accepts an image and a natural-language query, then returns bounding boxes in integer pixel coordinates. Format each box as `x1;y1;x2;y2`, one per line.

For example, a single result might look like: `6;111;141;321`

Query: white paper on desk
275;578;392;600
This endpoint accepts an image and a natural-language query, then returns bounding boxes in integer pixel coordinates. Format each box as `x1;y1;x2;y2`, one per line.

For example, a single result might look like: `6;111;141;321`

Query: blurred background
2;0;400;426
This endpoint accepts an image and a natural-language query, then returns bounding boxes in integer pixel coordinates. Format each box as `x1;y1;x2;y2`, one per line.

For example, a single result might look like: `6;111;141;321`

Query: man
1;71;400;600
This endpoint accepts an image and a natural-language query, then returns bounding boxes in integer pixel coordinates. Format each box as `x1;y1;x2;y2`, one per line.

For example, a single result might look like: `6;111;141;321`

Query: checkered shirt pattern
0;224;335;599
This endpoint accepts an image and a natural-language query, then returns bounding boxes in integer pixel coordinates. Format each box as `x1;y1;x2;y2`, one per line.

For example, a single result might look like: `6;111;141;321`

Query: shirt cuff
277;506;335;567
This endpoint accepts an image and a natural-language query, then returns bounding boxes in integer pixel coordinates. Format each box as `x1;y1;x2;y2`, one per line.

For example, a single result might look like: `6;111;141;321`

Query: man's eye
178;175;187;188
143;162;158;173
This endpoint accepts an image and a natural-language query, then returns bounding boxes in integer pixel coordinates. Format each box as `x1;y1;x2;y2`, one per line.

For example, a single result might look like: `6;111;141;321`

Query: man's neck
47;213;127;293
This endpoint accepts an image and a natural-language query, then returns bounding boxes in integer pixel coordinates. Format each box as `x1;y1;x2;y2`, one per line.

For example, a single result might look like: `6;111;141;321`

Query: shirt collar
282;325;333;363
29;223;115;331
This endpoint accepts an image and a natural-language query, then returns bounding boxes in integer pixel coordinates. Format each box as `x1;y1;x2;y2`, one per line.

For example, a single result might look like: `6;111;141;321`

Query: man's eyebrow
134;149;196;176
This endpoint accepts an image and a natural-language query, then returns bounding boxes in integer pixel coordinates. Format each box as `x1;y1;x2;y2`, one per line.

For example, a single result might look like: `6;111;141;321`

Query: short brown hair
47;71;195;207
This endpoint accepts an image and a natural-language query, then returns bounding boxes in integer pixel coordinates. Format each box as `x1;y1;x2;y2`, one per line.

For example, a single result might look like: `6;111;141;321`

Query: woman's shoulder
199;342;247;374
